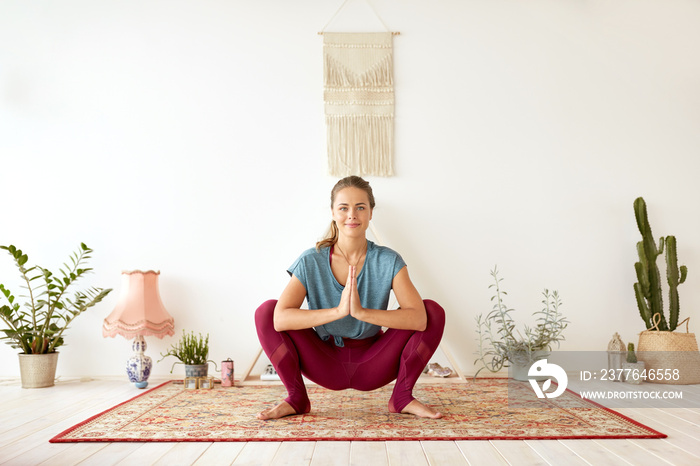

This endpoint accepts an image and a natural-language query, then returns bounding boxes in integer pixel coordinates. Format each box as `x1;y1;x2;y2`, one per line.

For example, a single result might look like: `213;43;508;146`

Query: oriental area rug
50;379;665;442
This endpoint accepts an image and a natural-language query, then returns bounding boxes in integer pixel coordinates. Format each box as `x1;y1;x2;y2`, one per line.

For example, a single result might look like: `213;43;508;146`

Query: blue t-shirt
287;240;407;347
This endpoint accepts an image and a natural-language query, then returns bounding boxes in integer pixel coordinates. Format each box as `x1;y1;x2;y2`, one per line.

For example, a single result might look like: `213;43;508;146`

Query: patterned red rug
50;379;665;442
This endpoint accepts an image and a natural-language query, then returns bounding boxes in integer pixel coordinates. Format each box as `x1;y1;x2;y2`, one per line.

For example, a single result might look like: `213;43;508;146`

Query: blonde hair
316;176;376;250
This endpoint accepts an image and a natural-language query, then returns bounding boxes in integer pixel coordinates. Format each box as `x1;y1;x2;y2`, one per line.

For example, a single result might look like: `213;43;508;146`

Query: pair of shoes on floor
424;362;453;378
261;364;281;381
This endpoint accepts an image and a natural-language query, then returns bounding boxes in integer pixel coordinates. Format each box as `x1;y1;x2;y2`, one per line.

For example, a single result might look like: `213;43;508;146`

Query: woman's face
332;187;373;239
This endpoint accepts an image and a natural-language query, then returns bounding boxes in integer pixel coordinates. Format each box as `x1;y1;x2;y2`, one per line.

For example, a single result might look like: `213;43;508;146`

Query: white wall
1;0;699;379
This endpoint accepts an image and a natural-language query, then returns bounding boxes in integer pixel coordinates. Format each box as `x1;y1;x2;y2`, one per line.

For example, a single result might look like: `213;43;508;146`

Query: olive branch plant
474;266;569;377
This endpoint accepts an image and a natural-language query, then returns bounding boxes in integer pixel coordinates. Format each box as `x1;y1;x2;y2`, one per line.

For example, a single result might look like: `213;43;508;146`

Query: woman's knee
423;299;446;329
255;299;277;329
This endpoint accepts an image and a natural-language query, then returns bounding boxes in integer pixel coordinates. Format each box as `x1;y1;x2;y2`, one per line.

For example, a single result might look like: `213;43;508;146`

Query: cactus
632;197;688;332
665;235;687;332
633;197;666;330
626;343;637;363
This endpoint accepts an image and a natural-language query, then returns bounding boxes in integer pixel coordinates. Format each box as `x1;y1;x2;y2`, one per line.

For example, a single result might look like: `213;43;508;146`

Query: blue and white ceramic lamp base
126;335;152;389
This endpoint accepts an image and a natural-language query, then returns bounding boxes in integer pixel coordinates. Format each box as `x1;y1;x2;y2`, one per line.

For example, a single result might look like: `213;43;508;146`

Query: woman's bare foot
256;401;298;420
400;400;443;419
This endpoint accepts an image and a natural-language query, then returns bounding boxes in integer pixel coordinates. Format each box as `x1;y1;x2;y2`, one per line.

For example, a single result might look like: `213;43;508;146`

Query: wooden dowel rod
318;31;400;35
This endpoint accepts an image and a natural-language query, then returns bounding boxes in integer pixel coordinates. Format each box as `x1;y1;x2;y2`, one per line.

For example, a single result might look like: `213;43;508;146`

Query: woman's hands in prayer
336;264;426;331
337;265;364;319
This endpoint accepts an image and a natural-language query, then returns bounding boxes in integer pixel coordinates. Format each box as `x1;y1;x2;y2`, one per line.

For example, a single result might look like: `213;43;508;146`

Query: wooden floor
1;376;700;466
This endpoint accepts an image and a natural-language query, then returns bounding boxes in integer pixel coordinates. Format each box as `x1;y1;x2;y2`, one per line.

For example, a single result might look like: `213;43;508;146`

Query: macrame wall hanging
320;0;399;177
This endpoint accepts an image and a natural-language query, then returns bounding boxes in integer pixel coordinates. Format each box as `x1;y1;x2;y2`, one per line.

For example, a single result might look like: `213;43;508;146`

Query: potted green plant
622;343;645;384
633;197;687;332
474;266;569;381
158;330;217;377
632;197;700;384
0;243;112;388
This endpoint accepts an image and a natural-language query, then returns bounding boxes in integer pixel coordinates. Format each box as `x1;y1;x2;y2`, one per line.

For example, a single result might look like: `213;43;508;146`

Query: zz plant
0;243;112;354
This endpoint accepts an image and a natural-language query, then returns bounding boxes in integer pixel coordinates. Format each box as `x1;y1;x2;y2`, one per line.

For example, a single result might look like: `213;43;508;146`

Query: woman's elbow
273;316;291;332
272;310;288;332
414;313;428;332
415;303;428;331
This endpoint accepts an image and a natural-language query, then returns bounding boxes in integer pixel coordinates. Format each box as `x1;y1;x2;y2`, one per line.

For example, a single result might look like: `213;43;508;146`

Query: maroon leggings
254;299;445;414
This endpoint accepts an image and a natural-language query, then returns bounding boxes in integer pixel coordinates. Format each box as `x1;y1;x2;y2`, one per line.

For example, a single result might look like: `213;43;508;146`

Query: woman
255;176;445;420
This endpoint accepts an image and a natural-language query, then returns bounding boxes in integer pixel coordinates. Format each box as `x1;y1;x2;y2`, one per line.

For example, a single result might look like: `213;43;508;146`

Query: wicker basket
18;352;59;388
637;316;700;385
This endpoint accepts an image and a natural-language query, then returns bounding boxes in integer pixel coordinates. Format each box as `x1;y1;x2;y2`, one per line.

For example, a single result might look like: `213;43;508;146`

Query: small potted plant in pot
158;330;218;377
474;266;569;381
622;343;645;384
0;243;112;388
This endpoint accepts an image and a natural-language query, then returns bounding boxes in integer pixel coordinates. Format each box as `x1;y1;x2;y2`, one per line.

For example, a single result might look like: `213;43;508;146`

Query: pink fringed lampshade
103;270;174;389
103;270;175;338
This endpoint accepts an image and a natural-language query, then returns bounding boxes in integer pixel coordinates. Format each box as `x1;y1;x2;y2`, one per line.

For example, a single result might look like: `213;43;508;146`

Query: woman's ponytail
316;220;339;251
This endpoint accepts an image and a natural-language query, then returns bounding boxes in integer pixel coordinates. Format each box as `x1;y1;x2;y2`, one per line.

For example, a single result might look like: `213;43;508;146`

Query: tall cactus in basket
633;197;687;332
